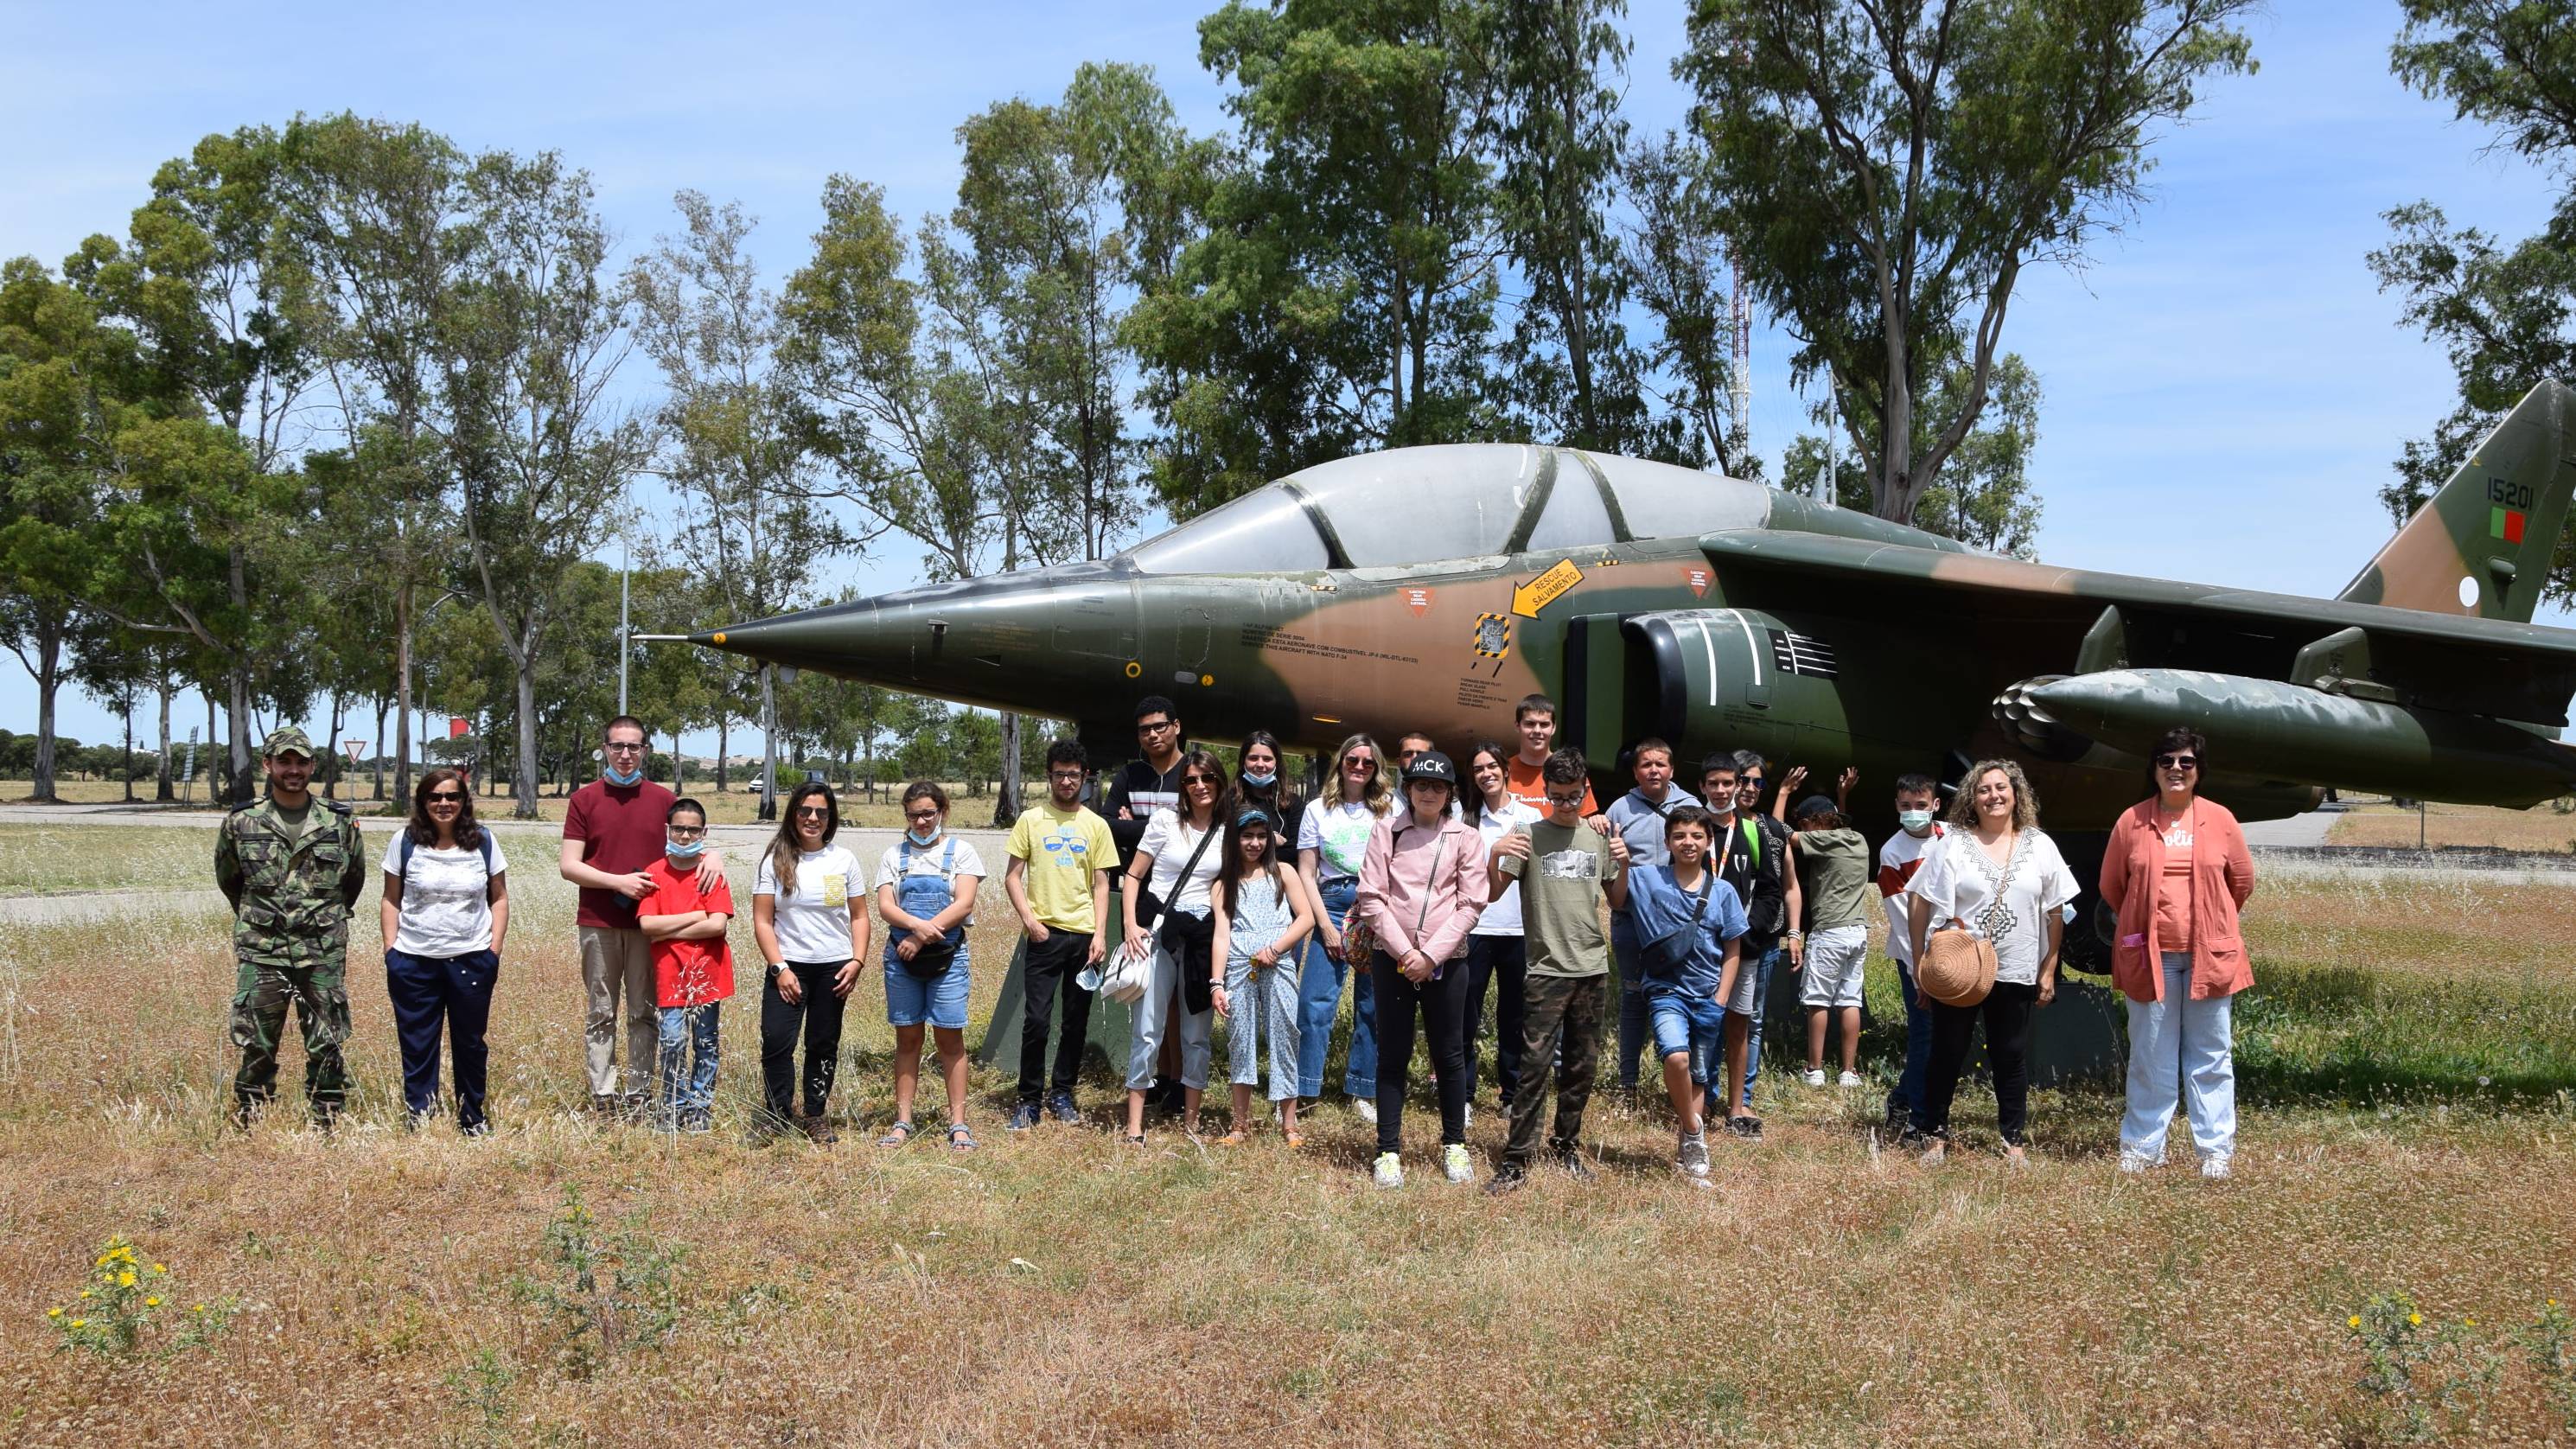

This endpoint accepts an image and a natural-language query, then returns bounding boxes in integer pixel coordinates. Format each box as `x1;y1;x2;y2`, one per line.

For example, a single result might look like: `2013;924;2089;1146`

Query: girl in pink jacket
1355;750;1489;1187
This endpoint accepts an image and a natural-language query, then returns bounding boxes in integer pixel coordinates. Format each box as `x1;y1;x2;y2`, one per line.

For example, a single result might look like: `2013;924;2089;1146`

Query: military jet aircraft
679;380;2576;853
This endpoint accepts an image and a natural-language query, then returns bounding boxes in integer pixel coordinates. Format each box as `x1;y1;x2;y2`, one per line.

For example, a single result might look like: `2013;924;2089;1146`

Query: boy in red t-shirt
638;798;735;1133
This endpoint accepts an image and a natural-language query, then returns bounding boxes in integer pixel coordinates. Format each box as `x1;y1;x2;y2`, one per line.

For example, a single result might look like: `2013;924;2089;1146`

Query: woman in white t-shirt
1903;759;2079;1164
1293;731;1394;1116
379;767;508;1133
1462;741;1540;1113
754;782;870;1143
1119;750;1228;1143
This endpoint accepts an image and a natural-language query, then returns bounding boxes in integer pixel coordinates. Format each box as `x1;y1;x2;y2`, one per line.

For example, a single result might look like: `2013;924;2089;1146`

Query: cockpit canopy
1122;444;1778;575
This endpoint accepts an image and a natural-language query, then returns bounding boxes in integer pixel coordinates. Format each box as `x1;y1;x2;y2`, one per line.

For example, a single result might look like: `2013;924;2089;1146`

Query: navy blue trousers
386;947;499;1130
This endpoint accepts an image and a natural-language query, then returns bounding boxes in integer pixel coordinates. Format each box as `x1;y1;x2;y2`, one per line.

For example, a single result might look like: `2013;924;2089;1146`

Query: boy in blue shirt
1624;804;1750;1179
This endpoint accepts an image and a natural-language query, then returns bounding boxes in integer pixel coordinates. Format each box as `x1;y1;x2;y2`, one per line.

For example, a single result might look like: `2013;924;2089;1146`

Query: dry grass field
2326;799;2576;852
3;830;2575;1446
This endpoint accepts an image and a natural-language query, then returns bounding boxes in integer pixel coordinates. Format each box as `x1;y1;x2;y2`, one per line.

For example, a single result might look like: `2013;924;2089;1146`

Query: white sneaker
1838;1070;1864;1088
1677;1133;1711;1178
1352;1097;1379;1125
2118;1150;2157;1175
1373;1152;1404;1189
1443;1144;1473;1183
1801;1069;1827;1088
2199;1152;2232;1180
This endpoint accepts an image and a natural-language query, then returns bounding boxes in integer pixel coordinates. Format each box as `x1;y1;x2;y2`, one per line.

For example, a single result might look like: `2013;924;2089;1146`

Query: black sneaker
1554;1149;1597;1183
1006;1101;1043;1132
1483;1165;1527;1197
1726;1114;1764;1141
1883;1098;1910;1134
1046;1090;1081;1124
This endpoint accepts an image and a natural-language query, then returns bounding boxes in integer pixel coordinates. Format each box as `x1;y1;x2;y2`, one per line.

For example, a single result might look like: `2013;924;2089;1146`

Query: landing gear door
1559;614;1637;767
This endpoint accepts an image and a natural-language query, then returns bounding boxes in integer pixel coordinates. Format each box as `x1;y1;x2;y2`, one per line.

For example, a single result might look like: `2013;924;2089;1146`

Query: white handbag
1100;938;1153;1005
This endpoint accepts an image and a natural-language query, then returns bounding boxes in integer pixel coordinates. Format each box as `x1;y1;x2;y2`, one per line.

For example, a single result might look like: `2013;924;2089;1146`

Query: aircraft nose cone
692;601;889;679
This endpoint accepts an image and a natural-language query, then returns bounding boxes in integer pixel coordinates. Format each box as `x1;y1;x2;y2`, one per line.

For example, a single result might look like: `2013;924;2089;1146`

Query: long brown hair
768;781;840;897
406;768;484;850
1215;806;1285;918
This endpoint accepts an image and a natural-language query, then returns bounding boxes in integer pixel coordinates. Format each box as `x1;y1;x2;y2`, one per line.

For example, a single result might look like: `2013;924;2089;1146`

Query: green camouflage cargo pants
232;954;352;1124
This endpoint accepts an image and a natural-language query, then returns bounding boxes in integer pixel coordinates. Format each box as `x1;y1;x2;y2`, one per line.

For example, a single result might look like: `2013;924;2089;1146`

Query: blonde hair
1948;758;2040;832
1331;732;1393;817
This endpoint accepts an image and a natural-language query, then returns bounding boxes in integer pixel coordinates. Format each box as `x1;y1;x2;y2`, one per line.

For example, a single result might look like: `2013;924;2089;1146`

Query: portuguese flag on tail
2492;505;2527;544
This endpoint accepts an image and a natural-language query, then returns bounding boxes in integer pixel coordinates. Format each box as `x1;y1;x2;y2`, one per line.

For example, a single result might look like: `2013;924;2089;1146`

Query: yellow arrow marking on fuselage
1510;559;1584;619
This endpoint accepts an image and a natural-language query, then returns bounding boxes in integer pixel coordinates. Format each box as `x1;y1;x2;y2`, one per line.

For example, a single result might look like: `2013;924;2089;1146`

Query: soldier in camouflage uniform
214;726;367;1127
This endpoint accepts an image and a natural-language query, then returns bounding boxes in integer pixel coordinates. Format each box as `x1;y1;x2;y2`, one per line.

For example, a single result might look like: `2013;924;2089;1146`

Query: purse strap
1169;816;1219;910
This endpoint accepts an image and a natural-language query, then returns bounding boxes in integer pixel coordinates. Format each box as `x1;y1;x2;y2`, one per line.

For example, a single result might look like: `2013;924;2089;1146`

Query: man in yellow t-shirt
1004;739;1119;1128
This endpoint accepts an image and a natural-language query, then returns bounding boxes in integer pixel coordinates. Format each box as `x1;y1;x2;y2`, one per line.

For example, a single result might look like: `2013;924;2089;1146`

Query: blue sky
1;0;2560;756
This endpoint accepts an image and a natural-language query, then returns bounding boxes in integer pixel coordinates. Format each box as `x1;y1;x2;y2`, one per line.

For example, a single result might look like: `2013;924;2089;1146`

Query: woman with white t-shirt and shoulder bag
1904;758;2078;1165
1119;750;1228;1144
754;782;870;1144
379;767;508;1134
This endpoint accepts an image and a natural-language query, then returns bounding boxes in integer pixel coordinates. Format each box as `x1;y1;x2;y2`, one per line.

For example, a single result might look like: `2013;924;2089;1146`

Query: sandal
1282;1130;1306;1149
1215;1129;1250;1147
1120;1133;1147;1148
947;1124;978;1152
875;1120;915;1148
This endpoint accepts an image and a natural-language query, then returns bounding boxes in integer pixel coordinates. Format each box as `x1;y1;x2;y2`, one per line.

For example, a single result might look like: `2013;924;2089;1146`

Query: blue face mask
1898;808;1935;833
666;835;706;860
1241;771;1277;788
604;763;643;787
907;824;941;846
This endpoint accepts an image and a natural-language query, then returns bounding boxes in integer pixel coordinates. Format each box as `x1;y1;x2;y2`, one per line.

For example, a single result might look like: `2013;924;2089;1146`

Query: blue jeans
1740;940;1785;1103
1647;985;1725;1076
1888;955;1935;1119
1610;916;1651;1089
2120;953;2237;1160
655;1002;721;1123
1294;877;1376;1098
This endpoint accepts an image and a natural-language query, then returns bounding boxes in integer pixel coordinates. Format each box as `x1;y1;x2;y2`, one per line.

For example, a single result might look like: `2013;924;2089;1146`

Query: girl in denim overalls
872;782;986;1151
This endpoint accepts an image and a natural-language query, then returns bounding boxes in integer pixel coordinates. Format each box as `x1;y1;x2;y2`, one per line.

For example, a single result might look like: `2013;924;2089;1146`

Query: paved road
2240;812;2339;847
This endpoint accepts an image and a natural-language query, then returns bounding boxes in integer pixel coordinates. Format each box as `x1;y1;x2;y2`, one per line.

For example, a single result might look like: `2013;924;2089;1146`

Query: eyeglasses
1137;719;1176;735
1048;770;1085;783
425;791;464;804
667;824;706;839
2155;754;2200;770
903;809;940;822
604;742;646;755
1544;791;1587;807
793;805;830;819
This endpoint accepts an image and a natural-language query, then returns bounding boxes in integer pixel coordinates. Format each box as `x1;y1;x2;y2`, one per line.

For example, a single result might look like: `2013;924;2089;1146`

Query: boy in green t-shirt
1486;749;1629;1192
1003;739;1118;1129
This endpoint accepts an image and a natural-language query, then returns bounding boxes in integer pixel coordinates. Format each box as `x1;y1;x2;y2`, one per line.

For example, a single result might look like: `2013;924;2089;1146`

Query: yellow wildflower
79;1290;92;1299
70;1318;86;1328
118;1271;136;1287
151;1264;166;1274
191;1304;204;1313
2408;1312;2423;1326
47;1307;61;1318
2464;1317;2477;1327
144;1297;160;1308
2349;1315;2362;1328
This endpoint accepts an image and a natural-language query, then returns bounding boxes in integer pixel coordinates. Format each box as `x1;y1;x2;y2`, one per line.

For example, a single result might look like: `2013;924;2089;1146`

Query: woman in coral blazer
2099;726;2256;1179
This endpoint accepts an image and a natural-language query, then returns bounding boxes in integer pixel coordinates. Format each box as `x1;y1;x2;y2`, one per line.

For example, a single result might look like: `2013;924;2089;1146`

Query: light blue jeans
655;1002;721;1123
2120;952;2237;1160
1224;954;1301;1101
1294;877;1375;1098
1125;936;1213;1091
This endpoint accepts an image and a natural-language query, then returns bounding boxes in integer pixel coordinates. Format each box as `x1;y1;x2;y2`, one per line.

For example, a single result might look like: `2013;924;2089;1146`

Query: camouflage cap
262;724;316;759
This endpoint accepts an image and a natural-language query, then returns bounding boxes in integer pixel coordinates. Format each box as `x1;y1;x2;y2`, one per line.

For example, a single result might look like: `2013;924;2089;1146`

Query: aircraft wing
1699;529;2576;728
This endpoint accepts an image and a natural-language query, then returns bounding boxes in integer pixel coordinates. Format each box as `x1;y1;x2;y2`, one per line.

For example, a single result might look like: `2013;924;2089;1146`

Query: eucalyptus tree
1680;0;2255;525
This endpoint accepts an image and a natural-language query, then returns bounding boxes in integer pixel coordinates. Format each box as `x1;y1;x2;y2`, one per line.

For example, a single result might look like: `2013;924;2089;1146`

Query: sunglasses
1342;755;1374;768
425;791;464;804
1183;775;1221;788
2156;755;2200;770
793;805;830;818
1138;719;1176;734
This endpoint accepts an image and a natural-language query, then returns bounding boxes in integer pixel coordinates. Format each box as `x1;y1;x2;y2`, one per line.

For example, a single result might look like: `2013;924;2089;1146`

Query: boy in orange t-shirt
1503;694;1597;815
638;798;735;1132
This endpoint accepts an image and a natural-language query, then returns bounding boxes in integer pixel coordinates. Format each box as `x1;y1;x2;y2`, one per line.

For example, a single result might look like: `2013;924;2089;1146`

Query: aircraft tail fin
2337;380;2575;622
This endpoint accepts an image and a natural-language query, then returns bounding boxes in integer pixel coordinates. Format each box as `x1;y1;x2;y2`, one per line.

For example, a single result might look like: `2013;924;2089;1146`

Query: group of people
213;697;2258;1185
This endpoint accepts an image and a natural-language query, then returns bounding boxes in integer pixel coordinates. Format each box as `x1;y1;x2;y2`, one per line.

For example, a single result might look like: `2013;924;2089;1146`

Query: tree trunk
321;692;344;801
154;673;174;801
514;649;542;820
23;611;63;801
758;665;777;822
121;695;135;803
220;664;254;806
395;583;415;804
370;695;388;800
669;726;682;788
717;713;730;794
992;712;1022;827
